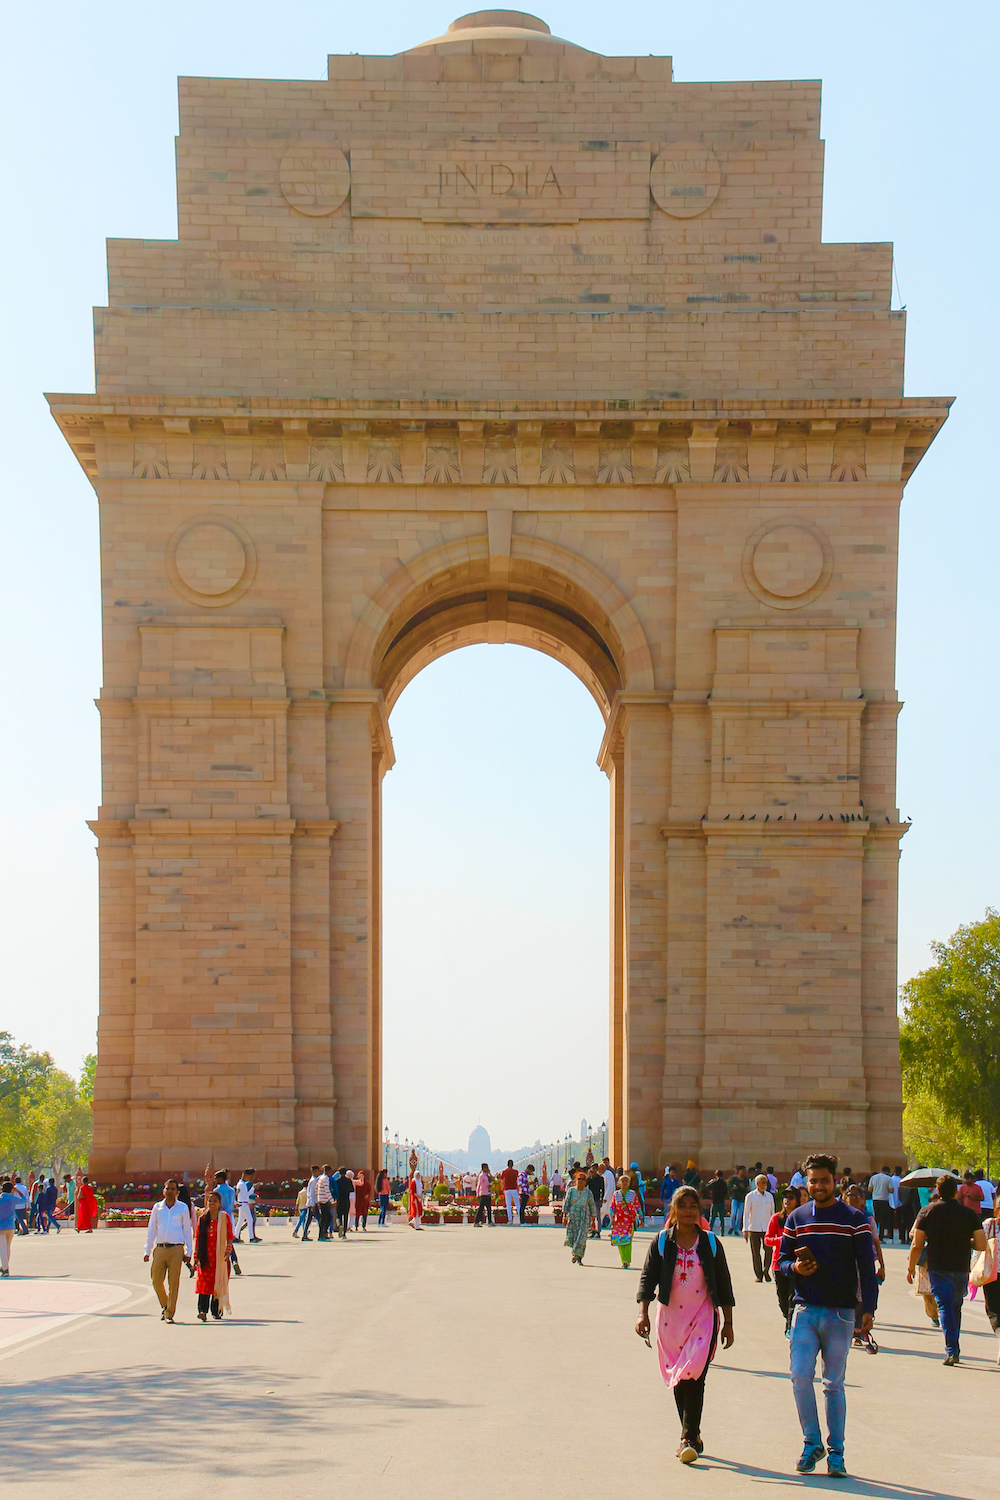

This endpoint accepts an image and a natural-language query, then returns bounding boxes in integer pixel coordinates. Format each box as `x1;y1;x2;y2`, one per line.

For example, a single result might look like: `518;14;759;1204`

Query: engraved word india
49;10;949;1179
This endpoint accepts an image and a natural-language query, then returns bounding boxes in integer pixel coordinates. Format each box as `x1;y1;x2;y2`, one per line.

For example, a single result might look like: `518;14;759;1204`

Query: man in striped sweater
777;1153;877;1480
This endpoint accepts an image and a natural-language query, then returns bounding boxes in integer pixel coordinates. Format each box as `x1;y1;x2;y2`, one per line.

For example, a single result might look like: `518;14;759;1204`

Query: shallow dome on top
405;10;589;53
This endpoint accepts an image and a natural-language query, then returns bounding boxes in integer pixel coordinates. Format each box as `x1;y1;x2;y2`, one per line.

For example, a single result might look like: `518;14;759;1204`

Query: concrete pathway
0;1218;996;1498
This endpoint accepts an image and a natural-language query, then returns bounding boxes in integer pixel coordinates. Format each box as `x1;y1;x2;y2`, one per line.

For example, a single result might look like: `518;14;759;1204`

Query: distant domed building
468;1125;491;1162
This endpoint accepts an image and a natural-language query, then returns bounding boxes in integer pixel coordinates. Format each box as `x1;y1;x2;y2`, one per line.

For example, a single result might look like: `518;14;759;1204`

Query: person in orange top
75;1176;99;1233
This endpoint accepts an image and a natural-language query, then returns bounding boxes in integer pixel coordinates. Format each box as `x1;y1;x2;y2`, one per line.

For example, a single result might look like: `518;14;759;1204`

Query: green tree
902;1088;986;1170
899;909;1000;1175
0;1032;52;1106
0;1036;94;1176
79;1052;97;1102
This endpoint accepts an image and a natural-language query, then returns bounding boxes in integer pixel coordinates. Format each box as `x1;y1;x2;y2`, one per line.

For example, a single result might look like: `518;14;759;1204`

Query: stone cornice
47;394;950;488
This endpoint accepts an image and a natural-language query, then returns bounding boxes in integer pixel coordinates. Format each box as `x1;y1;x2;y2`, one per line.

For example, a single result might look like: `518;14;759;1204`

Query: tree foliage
0;1032;51;1106
0;1035;94;1175
902;1088;986;1171
899;909;1000;1170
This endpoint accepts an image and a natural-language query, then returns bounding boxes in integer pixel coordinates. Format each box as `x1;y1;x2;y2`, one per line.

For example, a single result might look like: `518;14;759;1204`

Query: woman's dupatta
214;1212;231;1314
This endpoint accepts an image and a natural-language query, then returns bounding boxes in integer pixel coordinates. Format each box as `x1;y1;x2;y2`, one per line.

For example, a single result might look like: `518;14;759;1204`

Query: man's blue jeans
730;1202;743;1235
789;1305;855;1457
928;1269;967;1357
708;1205;726;1235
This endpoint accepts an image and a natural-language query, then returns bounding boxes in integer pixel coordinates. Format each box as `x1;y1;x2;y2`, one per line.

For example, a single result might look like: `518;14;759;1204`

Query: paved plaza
0;1220;996;1499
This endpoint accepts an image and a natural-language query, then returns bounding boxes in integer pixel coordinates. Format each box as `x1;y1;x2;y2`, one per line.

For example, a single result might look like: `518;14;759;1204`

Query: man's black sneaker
943;1353;960;1365
795;1444;826;1474
827;1454;847;1478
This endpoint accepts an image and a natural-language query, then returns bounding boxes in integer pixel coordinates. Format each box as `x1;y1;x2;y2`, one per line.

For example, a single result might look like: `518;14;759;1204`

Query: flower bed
421;1209;441;1225
494;1208;508;1224
104;1209;149;1229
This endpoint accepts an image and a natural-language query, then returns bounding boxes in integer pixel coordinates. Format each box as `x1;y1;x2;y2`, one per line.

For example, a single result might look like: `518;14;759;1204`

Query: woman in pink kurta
636;1185;735;1464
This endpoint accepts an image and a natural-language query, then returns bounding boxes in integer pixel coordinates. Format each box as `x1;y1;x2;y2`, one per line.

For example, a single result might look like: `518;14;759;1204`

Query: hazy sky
1;2;996;1149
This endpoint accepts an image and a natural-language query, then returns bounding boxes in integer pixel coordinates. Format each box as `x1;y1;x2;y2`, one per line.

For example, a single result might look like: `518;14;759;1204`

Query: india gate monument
49;12;948;1178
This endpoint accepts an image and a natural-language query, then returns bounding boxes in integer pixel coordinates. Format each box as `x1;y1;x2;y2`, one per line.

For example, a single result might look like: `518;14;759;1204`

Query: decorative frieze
52;405;947;486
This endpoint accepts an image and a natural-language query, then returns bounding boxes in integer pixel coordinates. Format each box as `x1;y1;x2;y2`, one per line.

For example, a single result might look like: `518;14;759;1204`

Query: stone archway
343;529;658;1170
52;13;949;1180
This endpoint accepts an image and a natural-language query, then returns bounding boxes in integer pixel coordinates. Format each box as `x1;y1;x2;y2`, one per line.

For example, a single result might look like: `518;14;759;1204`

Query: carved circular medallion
650;143;721;218
278;146;350;216
166;515;257;608
742;520;833;610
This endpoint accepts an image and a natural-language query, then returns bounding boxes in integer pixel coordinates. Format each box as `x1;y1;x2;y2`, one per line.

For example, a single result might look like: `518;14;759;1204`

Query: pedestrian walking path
0;1221;996;1499
0;1279;130;1351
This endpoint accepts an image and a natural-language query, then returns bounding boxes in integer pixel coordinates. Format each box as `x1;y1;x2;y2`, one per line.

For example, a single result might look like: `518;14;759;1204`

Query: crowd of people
4;1146;998;1480
290;1165;376;1239
0;1168;101;1274
628;1154;999;1475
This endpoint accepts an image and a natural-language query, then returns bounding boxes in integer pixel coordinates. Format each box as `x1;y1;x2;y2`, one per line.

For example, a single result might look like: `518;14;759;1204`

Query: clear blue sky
1;2;996;1150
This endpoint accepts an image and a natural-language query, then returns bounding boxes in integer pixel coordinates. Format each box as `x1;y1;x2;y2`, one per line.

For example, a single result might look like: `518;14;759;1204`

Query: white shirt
306;1174;318;1207
869;1172;893;1202
890;1174;902;1209
237;1179;255;1206
602;1168;616;1206
977;1177;995;1210
145;1198;193;1256
741;1189;775;1232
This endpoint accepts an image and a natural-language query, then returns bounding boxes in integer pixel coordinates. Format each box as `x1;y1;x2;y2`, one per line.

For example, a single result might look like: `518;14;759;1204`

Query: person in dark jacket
636;1185;735;1464
777;1153;877;1479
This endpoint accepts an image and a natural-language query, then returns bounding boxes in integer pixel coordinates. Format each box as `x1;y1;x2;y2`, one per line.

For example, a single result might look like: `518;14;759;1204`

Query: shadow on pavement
705;1456;973;1499
0;1366;470;1475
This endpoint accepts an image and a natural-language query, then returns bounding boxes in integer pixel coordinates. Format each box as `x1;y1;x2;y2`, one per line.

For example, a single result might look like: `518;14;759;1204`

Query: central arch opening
381;644;610;1167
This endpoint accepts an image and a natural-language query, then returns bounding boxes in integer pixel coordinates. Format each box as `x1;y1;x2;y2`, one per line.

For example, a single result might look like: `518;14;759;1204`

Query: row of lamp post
382;1121;609;1182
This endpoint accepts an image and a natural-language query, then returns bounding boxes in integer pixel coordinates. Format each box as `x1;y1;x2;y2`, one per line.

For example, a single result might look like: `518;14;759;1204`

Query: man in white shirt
742;1174;776;1282
235;1169;260;1243
789;1163;805;1190
868;1165;894;1243
975;1173;995;1220
144;1179;193;1323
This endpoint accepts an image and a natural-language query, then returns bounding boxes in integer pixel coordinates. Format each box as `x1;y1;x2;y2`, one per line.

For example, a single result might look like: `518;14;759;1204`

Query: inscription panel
349;141;652;222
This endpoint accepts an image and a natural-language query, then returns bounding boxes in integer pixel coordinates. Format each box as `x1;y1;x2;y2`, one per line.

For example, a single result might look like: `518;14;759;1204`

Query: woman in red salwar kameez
194;1190;233;1321
75;1177;99;1232
353;1170;372;1231
407;1172;424;1230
